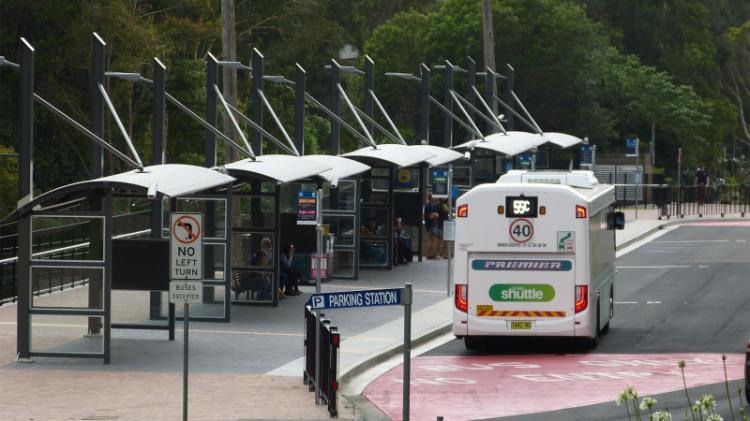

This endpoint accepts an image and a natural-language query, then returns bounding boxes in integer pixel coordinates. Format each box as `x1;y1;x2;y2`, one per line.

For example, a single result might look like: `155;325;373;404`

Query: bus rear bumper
463;313;578;337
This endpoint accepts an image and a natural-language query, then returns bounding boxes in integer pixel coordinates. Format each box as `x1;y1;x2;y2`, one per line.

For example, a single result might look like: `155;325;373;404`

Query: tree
364;0;711;167
723;20;750;143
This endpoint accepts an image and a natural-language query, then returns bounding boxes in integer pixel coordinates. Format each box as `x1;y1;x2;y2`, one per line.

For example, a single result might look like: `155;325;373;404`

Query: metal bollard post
402;283;413;421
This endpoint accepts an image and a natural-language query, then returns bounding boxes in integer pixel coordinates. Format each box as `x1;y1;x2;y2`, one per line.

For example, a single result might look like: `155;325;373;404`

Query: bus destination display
506;196;538;218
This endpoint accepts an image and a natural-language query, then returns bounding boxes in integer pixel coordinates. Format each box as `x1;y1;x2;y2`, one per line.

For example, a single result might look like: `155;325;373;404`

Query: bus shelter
454;131;584;185
392;145;463;261
343;144;438;270
221;154;331;306
301;155;370;279
5;164;235;363
454;131;547;185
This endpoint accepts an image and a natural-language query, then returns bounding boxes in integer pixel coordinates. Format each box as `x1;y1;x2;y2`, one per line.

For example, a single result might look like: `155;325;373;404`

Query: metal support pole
329;59;341;155
252;49;264;155
419;64;430;145
402;282;413;421
466;57;476;140
677;147;682;217
443;60;454;148
484;67;496;133
19;38;34;207
17;39;33;361
89;33;105;336
418;164;425;262
205;53;218;167
314;188;323;404
636;140;640;219
294;64;306;154
364;56;374;136
505;64;515;131
103;190;113;364
150;58;166;322
91;33;105;178
446;163;453;296
183;303;189;421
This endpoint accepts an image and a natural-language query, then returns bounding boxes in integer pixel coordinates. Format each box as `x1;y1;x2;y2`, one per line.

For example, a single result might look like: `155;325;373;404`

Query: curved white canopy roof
4;164;236;223
543;132;584;148
302;155;371;186
409;145;463;167
454;131;544;156
343;144;436;168
222;154;331;184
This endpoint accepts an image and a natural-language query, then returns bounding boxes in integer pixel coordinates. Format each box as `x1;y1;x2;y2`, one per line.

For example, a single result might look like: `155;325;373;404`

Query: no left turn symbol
172;215;201;244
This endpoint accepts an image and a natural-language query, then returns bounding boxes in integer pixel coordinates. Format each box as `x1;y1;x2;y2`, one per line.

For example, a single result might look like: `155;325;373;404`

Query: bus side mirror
607;211;625;230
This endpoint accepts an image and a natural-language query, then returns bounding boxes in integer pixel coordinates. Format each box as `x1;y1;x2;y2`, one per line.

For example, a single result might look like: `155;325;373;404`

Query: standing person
438;199;449;258
694;163;709;207
424;194;440;259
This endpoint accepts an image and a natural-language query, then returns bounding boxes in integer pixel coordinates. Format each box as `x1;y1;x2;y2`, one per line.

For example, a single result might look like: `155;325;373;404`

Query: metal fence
0;209;150;306
303;304;340;417
656;184;748;219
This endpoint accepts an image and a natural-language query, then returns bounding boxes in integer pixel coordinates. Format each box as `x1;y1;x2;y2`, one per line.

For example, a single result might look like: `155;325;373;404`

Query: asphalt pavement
363;222;750;420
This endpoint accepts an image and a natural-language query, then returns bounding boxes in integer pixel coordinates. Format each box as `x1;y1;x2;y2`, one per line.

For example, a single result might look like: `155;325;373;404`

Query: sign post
626;138;640;219
306;285;412;419
402;282;413;421
169;213;203;421
314;188;323;405
445;163;454;297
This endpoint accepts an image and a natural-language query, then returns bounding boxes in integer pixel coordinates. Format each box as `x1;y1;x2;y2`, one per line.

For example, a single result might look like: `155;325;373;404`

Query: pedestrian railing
656;184;748;219
0;209;150;306
303;304;340;417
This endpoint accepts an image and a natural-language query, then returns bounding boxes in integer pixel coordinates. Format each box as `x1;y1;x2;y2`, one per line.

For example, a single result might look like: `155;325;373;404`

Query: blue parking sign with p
311;295;325;309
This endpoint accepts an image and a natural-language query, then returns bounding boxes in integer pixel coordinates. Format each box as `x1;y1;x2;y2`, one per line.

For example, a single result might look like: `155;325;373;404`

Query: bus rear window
505;196;538;218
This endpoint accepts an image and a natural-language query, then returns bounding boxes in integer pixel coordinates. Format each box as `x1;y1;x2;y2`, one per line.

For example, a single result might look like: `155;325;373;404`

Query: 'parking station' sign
170;213;203;280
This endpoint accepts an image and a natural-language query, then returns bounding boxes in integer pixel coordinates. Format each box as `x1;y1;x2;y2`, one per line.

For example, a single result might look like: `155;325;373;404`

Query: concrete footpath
0;209;742;420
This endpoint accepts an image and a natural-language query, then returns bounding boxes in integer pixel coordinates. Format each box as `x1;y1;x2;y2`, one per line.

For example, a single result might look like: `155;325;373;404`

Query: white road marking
737;239;747;243
652;240;730;244
698;265;709;269
646;301;662;304
616;265;691;269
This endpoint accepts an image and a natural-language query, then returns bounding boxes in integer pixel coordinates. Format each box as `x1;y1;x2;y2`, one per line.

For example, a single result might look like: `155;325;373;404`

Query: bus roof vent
497;170;599;189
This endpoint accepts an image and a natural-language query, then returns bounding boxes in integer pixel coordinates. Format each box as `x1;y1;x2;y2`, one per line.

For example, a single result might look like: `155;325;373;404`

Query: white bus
452;170;624;349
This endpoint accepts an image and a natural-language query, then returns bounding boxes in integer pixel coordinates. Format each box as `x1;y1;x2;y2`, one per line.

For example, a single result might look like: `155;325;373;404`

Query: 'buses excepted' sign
169;281;203;304
170;213;203;280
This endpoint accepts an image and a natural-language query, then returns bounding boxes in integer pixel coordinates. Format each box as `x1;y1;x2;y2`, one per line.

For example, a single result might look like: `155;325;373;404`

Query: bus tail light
576;205;587;219
455;284;468;312
575;285;588;313
457;204;469;218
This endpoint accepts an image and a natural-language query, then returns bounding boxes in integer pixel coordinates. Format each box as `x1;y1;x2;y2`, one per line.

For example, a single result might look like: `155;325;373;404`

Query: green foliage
0;146;18;219
365;0;713;166
0;0;748;218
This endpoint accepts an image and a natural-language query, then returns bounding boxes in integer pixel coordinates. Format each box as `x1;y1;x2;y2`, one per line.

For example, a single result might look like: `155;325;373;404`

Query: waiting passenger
398;222;413;264
280;242;304;296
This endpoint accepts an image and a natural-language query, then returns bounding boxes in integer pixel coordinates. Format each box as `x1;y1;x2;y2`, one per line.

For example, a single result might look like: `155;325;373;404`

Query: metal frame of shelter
5;35;237;363
221;53;372;282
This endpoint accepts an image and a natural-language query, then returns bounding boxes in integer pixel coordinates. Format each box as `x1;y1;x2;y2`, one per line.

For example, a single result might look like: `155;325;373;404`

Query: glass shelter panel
31;216;105;262
31;267;103;309
31;315;103;355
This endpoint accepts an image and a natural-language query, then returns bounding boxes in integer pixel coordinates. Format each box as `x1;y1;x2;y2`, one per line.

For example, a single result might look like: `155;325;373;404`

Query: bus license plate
510;321;532;330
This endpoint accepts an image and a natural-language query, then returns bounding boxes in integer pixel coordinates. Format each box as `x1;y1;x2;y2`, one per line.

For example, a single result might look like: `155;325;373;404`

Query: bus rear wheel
601;286;613;335
584;303;600;349
464;336;483;351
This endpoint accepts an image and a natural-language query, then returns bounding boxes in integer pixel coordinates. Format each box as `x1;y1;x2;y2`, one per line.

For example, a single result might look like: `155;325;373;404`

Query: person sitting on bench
280;242;304;296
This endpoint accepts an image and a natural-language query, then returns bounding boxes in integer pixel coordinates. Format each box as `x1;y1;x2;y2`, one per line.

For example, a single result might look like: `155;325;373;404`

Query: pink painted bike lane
363;353;744;421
